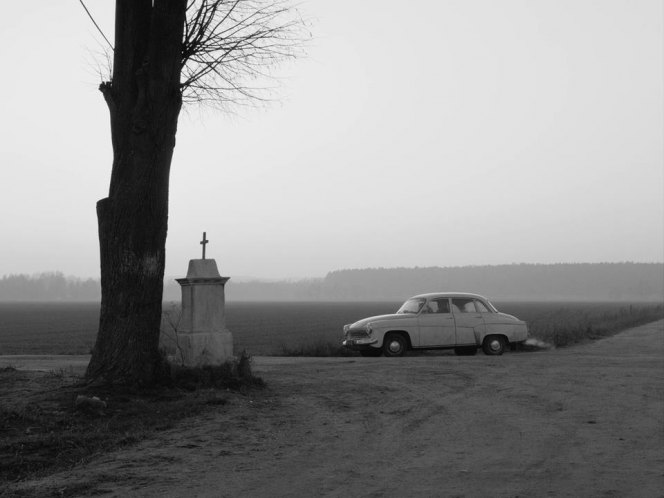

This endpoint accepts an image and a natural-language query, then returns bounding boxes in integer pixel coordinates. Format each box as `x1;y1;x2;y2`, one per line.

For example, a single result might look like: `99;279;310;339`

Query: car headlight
365;323;373;335
343;324;350;333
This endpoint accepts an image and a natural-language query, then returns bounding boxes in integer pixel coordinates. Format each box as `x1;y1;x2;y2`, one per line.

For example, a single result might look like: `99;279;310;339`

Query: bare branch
86;0;308;110
181;0;309;108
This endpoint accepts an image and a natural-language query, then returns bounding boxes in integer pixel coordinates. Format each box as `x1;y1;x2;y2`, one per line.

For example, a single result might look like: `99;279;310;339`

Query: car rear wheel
359;348;382;357
383;333;407;357
454;346;478;356
482;335;506;355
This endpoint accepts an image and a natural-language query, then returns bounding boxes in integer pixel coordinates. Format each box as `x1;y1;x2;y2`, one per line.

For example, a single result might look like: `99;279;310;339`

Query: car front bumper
342;337;378;350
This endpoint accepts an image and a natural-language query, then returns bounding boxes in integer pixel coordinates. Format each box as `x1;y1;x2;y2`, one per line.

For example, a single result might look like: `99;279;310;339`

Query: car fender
479;322;527;343
373;328;414;349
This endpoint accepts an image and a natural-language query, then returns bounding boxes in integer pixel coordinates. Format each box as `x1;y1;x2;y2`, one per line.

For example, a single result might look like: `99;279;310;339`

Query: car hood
349;313;412;329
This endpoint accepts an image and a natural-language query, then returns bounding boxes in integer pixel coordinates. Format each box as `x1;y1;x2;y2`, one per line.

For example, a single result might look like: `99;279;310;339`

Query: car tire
482;335;506;355
359;348;382;357
454;346;478;356
382;333;407;357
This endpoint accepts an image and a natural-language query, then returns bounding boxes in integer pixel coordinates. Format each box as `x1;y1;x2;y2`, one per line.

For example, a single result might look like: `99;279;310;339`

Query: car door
417;298;456;347
451;298;487;345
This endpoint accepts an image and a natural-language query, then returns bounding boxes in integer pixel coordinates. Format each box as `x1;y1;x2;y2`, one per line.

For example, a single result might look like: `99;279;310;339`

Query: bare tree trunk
86;0;186;385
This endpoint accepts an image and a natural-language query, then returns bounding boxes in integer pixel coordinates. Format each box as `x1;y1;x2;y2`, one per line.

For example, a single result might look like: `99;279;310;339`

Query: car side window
452;298;476;313
433;298;450;313
474;300;491;313
424;299;450;313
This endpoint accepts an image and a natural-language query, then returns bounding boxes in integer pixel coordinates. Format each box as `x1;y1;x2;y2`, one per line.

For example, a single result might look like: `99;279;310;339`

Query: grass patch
0;358;264;485
525;303;664;347
280;340;357;357
165;358;265;391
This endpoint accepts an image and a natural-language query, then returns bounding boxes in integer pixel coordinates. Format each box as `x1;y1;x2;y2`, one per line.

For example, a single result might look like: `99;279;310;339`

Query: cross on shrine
200;232;209;259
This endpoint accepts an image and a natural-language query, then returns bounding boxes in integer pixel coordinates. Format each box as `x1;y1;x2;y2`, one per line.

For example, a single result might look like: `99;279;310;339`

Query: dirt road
6;320;664;497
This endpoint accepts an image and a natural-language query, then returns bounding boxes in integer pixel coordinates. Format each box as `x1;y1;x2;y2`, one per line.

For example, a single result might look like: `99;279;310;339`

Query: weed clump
163;351;265;391
280;340;357;357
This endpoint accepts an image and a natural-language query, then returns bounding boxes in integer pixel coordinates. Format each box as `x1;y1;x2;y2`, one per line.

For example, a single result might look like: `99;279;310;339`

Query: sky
0;0;662;280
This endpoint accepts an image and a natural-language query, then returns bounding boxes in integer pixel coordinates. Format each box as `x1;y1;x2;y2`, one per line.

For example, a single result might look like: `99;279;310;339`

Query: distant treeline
0;273;100;301
227;263;664;302
1;263;662;302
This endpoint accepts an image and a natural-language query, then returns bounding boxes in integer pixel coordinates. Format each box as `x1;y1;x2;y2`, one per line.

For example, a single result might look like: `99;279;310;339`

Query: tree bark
86;0;186;385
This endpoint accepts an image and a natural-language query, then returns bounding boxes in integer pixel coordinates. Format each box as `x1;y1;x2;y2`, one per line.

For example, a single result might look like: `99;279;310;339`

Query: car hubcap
489;339;501;351
389;340;402;353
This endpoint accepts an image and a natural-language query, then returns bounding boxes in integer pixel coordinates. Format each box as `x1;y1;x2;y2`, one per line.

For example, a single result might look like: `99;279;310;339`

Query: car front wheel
382;333;407;357
482;335;506;355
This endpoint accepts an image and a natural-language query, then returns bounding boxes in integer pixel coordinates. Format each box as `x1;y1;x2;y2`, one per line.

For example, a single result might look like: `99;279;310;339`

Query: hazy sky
0;0;662;280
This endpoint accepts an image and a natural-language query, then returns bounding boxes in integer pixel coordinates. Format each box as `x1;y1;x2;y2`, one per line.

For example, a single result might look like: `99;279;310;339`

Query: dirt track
6;320;664;497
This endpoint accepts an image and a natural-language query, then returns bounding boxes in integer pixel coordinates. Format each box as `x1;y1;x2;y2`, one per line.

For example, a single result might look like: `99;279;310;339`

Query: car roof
410;292;490;301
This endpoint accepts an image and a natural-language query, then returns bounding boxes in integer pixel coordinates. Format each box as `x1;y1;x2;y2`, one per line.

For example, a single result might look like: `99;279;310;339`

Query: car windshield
484;299;499;313
397;298;426;314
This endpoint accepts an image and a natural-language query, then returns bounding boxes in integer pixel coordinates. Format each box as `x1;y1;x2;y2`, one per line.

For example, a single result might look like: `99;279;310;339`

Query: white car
342;292;528;357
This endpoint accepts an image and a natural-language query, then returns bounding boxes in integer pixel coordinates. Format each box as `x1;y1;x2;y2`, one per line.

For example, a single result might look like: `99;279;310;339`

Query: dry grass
280;340;356;357
519;303;664;347
0;361;264;486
